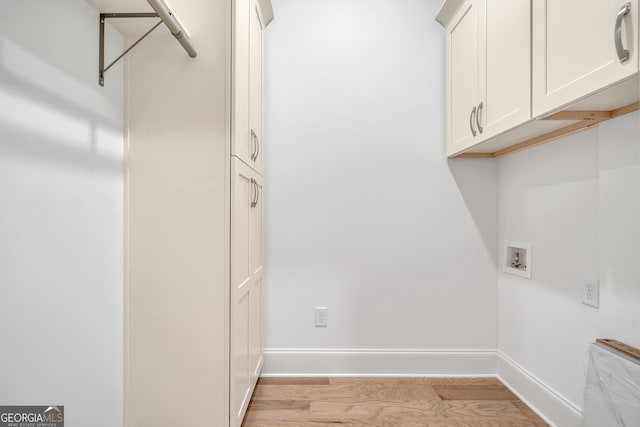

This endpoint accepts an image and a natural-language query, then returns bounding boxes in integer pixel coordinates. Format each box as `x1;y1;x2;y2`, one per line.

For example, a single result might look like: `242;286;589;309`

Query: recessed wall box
503;241;531;279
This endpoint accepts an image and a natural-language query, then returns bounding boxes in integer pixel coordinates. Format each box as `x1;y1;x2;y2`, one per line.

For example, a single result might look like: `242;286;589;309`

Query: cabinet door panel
533;0;639;116
250;174;264;278
233;0;252;166
231;158;264;427
448;0;481;155
231;161;251;292
232;292;250;422
231;158;258;427
249;0;264;174
482;0;530;138
249;277;263;380
249;173;264;384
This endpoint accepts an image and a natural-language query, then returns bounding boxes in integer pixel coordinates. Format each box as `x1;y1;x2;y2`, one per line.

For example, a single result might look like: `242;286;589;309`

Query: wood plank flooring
242;377;548;427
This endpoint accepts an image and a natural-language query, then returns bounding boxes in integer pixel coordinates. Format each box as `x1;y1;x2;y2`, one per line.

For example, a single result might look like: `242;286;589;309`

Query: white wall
0;1;124;426
497;111;640;426
263;0;499;375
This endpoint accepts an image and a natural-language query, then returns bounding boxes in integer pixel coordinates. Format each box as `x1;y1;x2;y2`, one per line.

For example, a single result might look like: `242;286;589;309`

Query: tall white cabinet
230;1;269;423
125;0;272;426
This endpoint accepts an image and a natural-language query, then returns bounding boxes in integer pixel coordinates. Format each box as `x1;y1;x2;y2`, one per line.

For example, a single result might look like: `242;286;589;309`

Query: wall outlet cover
314;307;328;327
582;279;599;308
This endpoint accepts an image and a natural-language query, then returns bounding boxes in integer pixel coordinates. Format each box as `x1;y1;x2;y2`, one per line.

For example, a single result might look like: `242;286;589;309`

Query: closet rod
147;0;197;58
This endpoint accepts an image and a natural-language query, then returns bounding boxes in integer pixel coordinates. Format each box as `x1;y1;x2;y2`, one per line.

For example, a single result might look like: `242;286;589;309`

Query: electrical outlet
582;279;599;308
314;307;328;327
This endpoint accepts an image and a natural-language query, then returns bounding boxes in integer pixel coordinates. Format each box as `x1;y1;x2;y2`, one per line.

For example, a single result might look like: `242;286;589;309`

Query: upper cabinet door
533;0;639;117
443;0;531;156
481;0;530;140
233;0;266;175
446;0;482;156
232;0;252;167
249;0;265;175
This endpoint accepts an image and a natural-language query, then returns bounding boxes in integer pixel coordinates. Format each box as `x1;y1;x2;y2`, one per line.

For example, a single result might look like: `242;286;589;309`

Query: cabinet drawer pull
476;102;484;134
250;129;258;161
469;106;477;137
254;133;260;162
250;178;257;208
615;2;632;63
254;181;260;207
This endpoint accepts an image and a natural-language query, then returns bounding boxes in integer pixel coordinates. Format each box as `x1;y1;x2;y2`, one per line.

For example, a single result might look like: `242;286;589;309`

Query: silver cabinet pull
254;181;260;207
469;106;477;137
251;129;260;162
476;102;484;134
250;129;258;161
249;129;256;160
254;180;259;208
615;2;632;63
250;178;257;208
254;132;260;162
250;178;254;207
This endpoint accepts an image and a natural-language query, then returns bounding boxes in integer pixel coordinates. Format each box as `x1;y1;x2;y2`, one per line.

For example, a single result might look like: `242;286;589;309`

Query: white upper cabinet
533;0;639;117
233;0;269;175
437;0;638;157
439;0;531;157
249;0;265;174
447;0;481;155
233;0;252;167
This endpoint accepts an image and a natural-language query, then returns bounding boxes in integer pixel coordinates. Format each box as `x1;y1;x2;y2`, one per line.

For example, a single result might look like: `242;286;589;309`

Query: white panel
125;0;229;425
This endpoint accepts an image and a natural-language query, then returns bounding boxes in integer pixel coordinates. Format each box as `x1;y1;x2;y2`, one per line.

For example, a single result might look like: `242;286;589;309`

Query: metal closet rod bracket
99;13;161;87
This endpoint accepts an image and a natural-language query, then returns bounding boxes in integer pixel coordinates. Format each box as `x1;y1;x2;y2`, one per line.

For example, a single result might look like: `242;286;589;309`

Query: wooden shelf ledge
597;338;640;361
455;101;640;159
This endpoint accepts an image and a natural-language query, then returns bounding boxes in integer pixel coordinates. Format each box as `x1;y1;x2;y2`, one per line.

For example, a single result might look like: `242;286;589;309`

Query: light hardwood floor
242;377;549;427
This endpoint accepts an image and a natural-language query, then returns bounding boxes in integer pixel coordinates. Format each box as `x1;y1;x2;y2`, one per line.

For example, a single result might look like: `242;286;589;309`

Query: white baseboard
262;348;497;377
497;352;583;427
